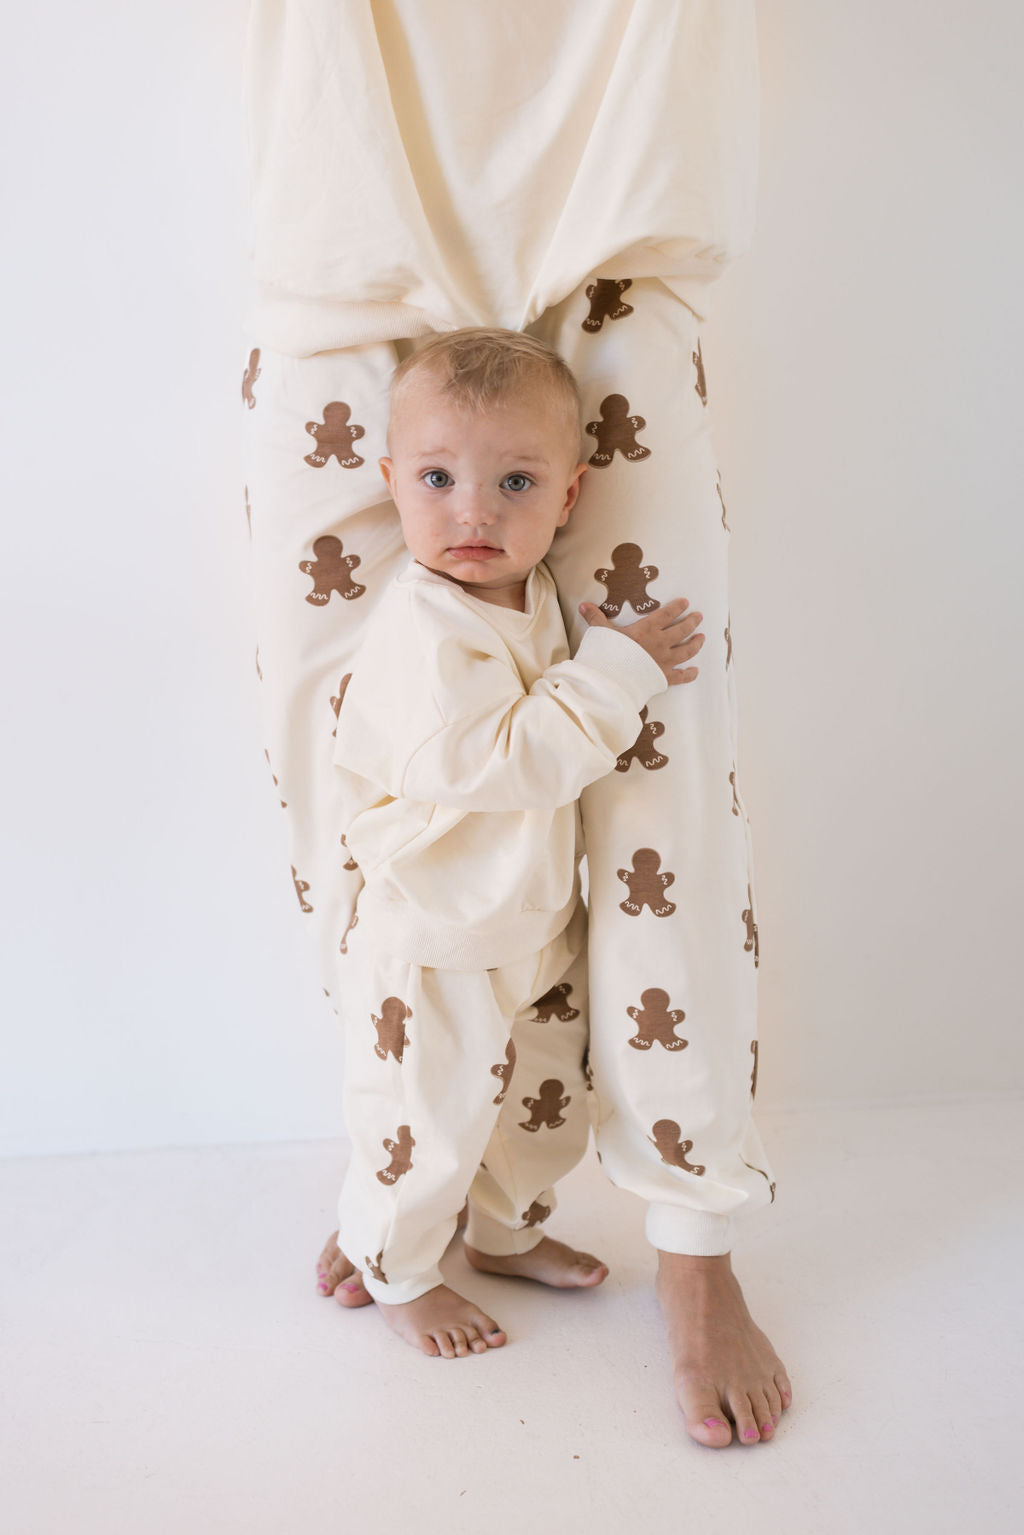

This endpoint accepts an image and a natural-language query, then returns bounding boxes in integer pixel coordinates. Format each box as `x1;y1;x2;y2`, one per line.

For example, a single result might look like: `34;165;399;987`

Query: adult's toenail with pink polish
703;1418;725;1427
744;1429;757;1440
342;1282;361;1292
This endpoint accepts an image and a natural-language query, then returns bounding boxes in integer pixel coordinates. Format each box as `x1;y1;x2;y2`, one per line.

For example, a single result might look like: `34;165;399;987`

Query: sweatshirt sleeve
399;621;668;812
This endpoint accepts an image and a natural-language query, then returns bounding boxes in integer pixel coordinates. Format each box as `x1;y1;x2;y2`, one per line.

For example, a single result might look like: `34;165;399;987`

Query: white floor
4;1098;1022;1535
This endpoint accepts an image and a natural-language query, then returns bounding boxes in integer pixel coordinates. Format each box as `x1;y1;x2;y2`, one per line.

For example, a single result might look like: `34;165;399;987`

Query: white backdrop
2;2;1021;1155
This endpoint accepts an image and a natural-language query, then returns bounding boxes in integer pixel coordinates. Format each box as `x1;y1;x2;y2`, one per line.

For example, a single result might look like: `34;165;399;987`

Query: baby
327;328;705;1357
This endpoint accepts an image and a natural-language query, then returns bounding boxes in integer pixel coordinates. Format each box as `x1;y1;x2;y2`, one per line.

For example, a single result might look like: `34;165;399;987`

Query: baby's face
380;379;587;609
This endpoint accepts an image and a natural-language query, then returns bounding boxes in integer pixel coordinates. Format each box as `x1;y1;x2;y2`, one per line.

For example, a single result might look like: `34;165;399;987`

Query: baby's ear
560;462;588;523
379;457;396;497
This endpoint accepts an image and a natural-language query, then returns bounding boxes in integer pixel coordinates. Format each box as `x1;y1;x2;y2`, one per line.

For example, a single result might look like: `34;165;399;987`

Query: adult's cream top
245;0;759;353
332;558;668;970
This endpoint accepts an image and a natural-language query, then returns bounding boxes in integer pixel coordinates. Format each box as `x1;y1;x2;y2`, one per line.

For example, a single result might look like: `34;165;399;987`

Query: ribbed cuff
573;622;669;707
645;1202;735;1257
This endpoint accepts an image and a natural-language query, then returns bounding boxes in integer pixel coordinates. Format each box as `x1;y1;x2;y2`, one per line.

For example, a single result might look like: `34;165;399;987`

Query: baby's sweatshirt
333;558;668;970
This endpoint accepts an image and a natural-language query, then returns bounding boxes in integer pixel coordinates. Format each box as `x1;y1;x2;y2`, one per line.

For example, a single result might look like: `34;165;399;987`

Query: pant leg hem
645;1204;735;1257
464;1206;546;1257
362;1264;444;1307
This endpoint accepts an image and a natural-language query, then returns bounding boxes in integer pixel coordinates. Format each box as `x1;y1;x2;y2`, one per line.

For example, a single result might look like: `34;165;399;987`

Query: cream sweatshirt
333;558;668;969
245;0;759;353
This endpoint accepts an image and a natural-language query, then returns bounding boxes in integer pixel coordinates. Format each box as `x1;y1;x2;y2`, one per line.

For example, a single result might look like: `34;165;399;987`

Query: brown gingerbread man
741;1157;776;1203
617;849;676;917
365;1250;388;1283
585;394;652;466
616;706;668;773
519;1079;570;1132
371;997;411;1064
265;748;286;807
729;768;741;817
299;536;366;606
725;613;733;668
750;1040;759;1099
593;543;660;617
742;883;759;967
339;910;359;956
376;1125;415;1185
291;864;312;913
340;834;358;871
241;348;261;408
581;278;634;332
330;672;353;736
491;1038;517;1104
693;337;707;407
304;402;366;468
626;988;688;1052
531;983;580;1023
521;1199;552;1228
649;1119;706;1175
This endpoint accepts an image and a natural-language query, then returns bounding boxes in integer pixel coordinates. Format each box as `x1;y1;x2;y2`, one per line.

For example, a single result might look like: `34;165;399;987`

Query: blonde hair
388;327;581;452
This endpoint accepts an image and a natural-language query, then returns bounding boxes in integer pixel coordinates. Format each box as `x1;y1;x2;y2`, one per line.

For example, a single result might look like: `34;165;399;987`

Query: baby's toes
775;1370;793;1410
750;1388;775;1437
333;1271;374;1308
729;1391;762;1445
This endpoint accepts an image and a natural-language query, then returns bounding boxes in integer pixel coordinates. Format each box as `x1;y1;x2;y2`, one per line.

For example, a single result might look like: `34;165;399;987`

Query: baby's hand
579;596;705;686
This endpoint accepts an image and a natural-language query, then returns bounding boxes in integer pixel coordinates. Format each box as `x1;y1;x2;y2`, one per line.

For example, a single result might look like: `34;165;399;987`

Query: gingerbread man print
265;748;286;808
531;983;580;1023
717;469;730;531
304;402;366;468
521;1199;552;1228
376;1125;415;1185
339;910;359;956
593;543;660;618
330;672;353;736
340;834;358;871
616;706;668;773
241;348;261;408
365;1250;388;1283
585;394;651;466
581;278;634;332
649;1119;706;1176
291;865;312;913
371;997;411;1064
742;883;760;967
729;768;741;817
617;849;677;917
299;536;366;606
519;1080;570;1132
725;614;733;668
693;337;707;407
626;988;688;1052
491;1039;517;1104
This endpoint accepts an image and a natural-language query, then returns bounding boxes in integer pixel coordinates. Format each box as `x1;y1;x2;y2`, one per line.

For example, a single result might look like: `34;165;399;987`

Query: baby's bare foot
377;1284;507;1358
464;1236;609;1289
657;1251;792;1449
315;1230;373;1309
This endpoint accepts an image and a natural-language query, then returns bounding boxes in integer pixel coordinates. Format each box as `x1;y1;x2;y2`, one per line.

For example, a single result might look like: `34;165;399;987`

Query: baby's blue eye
424;470;452;489
503;473;532;492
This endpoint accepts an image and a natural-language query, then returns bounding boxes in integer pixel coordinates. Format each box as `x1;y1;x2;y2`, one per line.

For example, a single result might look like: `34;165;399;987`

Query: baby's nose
456;487;498;523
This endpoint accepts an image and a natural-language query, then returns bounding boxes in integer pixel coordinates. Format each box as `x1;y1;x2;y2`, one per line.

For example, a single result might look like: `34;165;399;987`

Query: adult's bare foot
656;1251;792;1449
465;1235;608;1288
377;1284;507;1358
315;1230;373;1309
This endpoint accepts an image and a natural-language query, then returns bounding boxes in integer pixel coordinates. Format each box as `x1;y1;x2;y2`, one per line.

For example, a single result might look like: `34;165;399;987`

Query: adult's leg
242;340;407;1002
532;278;791;1445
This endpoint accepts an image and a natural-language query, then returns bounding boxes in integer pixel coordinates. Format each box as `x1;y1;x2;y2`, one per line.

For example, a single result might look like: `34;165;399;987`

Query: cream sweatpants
243;275;775;1261
336;902;590;1305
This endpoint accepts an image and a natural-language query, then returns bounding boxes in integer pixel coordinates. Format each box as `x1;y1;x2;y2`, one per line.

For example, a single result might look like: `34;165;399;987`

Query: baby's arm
398;602;704;813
